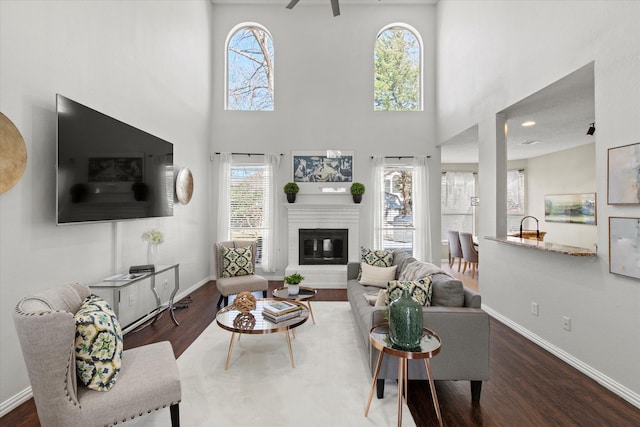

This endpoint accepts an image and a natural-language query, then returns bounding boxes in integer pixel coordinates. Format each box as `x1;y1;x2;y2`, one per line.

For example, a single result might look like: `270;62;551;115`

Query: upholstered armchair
13;283;181;427
215;240;268;307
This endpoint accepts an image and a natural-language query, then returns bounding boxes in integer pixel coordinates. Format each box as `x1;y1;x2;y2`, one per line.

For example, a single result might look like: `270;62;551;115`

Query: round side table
365;323;443;427
272;286;317;324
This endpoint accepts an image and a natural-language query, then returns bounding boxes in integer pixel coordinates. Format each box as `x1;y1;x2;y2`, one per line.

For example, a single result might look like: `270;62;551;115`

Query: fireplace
299;229;348;265
285;203;360;288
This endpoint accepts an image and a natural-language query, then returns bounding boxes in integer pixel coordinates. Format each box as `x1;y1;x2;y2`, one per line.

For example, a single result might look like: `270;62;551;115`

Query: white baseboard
0;386;32;418
483;304;640;409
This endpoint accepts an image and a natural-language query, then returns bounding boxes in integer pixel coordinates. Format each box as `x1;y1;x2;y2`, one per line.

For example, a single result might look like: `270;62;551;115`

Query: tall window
373;157;430;260
441;171;476;240
507;169;526;233
374;24;422;111
226;24;274;111
217;154;280;272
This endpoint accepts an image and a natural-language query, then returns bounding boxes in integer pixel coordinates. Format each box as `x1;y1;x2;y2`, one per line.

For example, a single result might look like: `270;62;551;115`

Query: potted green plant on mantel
284;182;299;203
284;272;304;296
350;182;365;203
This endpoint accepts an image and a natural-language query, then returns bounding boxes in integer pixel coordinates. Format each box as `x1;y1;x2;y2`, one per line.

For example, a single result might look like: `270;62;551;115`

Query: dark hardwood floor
3;281;639;427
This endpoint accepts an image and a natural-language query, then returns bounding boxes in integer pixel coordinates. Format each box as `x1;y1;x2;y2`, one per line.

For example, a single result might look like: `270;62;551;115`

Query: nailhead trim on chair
106;401;181;427
14;306;81;409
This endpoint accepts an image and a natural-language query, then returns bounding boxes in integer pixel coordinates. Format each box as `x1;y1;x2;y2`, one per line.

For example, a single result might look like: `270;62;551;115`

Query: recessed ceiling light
521;139;541;145
521;121;536;127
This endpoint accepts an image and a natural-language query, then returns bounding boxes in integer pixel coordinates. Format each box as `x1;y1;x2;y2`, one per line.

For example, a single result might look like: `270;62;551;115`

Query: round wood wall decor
0;113;28;194
175;167;194;205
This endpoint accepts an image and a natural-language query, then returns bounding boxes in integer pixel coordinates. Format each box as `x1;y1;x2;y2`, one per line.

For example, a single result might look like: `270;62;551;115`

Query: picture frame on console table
292;150;353;194
609;217;640;280
607;142;640;205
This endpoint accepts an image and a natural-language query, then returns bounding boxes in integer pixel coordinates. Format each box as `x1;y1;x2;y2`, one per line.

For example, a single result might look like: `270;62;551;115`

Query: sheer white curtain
412;155;431;261
372;156;386;250
216;152;232;242
261;153;281;272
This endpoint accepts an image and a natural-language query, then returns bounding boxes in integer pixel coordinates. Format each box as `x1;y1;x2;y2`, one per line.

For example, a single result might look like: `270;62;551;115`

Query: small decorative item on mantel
284;272;304;296
141;229;164;266
350;182;365;203
388;288;423;350
284;182;299;203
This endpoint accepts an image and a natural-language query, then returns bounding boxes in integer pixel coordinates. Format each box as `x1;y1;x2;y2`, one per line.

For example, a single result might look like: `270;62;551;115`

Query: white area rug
126;302;415;427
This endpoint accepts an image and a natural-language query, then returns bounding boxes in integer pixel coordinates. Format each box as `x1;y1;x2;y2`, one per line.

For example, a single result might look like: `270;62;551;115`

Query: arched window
374;24;422;111
226;23;274;111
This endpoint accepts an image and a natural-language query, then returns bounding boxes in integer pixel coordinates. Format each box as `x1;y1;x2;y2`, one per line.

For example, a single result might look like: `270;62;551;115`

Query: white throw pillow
358;262;397;288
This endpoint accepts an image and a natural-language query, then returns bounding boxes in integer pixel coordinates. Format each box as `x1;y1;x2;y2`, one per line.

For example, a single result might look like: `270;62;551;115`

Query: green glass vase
389;288;423;350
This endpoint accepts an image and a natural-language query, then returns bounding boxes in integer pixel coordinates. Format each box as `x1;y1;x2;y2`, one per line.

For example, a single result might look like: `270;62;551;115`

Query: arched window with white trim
374;24;422;111
226;23;274;111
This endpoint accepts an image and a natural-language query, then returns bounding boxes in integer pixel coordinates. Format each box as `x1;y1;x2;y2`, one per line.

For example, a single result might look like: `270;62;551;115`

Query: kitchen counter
485;236;597;256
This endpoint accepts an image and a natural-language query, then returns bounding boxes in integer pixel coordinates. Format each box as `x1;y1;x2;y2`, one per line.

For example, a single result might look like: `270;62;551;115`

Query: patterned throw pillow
74;294;123;391
222;245;254;278
357;247;394;280
387;278;433;307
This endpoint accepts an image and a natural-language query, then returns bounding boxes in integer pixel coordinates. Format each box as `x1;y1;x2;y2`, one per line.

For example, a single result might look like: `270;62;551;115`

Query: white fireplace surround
285;203;360;288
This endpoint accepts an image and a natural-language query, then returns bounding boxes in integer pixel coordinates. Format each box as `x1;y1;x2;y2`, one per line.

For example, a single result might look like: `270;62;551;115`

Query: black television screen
56;94;174;224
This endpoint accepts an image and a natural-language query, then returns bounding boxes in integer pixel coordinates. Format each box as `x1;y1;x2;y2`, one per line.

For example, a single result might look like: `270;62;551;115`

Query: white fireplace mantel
285;203;361;288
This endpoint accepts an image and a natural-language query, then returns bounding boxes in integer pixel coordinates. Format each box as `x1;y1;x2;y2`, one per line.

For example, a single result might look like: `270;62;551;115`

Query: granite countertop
484;236;597;256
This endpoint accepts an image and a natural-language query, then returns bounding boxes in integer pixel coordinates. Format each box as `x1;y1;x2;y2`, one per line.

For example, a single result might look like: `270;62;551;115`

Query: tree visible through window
382;165;415;254
227;25;274;111
374;26;421;111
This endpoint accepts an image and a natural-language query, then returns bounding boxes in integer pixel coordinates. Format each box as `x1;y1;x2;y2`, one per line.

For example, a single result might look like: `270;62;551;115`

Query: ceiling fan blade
286;0;301;10
331;0;340;17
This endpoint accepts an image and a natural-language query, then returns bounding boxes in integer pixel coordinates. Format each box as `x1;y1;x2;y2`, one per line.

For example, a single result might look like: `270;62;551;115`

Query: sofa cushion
387;278;433;306
74;294;123;391
221;245;254;277
430;273;465;307
391;250;417;279
359;263;397;288
358;247;394;280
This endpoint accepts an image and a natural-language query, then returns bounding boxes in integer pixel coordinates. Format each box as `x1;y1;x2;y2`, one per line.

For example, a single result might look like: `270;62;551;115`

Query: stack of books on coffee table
262;300;302;323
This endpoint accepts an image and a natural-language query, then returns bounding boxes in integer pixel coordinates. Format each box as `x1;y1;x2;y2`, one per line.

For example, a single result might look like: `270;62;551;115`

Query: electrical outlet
531;302;539;316
562;316;571;331
129;295;136;306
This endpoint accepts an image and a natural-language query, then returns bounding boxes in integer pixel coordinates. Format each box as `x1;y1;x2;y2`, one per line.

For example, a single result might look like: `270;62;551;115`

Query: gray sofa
347;250;489;402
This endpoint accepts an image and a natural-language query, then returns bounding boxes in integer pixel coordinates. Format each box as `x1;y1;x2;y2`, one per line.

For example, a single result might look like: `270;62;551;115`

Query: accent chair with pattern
13;283;181;427
215;240;268;307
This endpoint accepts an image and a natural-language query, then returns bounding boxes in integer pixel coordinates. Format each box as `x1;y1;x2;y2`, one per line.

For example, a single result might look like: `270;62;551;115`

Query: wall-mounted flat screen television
56;94;174;224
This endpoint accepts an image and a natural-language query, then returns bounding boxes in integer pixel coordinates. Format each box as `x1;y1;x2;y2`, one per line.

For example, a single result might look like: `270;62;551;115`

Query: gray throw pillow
430;273;464;307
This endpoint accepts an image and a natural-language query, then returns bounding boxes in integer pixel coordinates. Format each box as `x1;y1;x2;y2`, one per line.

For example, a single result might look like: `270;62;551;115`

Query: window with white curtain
373;156;430;260
441;171;476;240
217;154;279;271
507;169;526;233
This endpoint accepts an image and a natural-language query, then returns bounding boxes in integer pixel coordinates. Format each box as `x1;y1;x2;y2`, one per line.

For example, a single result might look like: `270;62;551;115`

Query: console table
91;264;180;332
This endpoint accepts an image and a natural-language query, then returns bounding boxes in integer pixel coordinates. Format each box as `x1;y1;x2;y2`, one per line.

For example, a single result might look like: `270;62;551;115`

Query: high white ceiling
441;63;596;164
211;1;438;5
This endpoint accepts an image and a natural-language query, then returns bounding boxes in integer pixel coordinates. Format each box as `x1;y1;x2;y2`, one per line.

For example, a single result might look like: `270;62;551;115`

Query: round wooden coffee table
216;298;309;369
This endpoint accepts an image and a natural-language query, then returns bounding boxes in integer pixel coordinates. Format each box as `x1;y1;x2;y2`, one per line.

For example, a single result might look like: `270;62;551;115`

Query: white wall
437;0;640;405
0;0;212;409
209;3;440;274
527;143;598;248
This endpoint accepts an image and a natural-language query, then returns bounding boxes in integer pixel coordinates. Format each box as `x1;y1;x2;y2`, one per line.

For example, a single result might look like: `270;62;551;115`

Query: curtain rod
215;152;284;156
370;155;431;159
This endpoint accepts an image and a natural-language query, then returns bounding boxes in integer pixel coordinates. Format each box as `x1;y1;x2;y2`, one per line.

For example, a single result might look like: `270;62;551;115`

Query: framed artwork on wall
607;142;640;205
292;150;353;194
544;193;597;225
609;217;640;280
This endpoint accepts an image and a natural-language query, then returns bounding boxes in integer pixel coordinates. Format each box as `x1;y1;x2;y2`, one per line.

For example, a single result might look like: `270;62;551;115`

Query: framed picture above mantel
292;150;353;194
